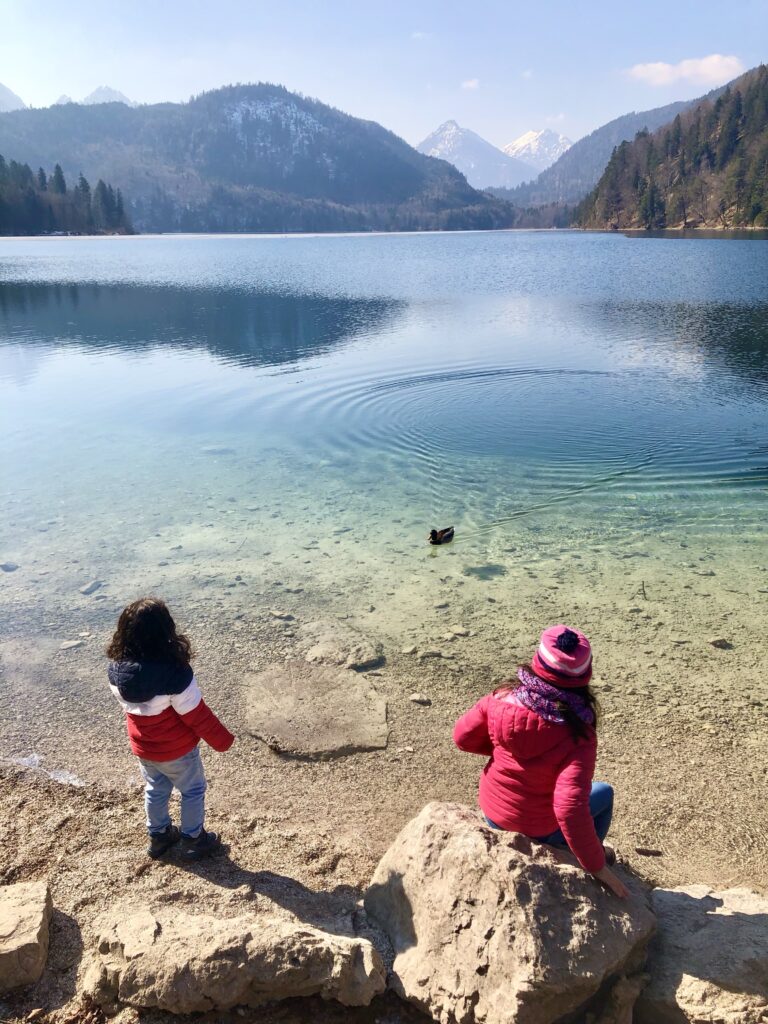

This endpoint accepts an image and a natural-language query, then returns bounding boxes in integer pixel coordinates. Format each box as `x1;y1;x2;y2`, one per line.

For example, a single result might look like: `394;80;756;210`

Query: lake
1;230;767;670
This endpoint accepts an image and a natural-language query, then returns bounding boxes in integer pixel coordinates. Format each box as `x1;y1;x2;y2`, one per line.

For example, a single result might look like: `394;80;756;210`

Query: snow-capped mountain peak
503;128;572;172
0;82;26;113
82;86;137;107
417;120;536;189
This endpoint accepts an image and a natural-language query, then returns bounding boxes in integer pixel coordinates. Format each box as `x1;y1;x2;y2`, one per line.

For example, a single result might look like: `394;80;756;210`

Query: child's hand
593;865;629;898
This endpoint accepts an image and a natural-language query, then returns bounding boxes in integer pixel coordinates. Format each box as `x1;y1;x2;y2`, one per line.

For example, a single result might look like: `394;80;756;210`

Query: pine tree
37;167;48;190
50;164;67;194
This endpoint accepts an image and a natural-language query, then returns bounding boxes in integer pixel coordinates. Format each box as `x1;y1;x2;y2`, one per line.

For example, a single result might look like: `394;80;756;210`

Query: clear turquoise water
1;231;766;642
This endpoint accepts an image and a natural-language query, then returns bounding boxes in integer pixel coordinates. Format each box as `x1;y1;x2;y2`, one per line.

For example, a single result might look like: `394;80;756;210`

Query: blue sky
2;0;766;146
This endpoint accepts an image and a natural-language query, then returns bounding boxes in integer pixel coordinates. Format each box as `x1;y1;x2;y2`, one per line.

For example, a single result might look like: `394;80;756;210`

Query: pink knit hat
533;624;592;684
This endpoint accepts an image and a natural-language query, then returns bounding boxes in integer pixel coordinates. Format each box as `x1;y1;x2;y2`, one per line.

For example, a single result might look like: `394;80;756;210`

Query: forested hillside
0;83;514;233
578;66;768;229
491;97;698;208
0;155;131;235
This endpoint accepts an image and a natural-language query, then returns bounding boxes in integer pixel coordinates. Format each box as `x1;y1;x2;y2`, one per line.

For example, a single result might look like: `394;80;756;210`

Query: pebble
418;649;453;660
269;610;295;621
670;638;690;645
433;601;449;610
450;626;469;636
0;561;19;572
695;569;716;577
60;640;84;651
409;693;431;706
708;638;733;650
401;645;418;655
79;580;102;595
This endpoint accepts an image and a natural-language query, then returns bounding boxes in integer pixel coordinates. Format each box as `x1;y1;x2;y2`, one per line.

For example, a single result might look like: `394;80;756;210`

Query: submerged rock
79;580;102;595
246;659;388;759
637;885;768;1024
0;562;19;573
0;881;53;993
364;802;655;1024
85;905;386;1013
301;621;384;671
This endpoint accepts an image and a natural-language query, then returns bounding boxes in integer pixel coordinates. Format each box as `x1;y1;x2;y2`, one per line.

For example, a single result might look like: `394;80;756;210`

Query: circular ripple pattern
259;361;767;531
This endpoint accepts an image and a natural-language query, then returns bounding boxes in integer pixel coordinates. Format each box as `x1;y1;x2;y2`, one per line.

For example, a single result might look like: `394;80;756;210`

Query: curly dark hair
106;597;193;666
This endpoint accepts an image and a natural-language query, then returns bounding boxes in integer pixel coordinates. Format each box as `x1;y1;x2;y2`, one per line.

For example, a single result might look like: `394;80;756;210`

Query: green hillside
578;66;768;230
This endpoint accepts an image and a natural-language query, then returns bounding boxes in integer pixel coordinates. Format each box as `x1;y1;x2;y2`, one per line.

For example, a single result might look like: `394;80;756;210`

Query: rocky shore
1;581;767;1023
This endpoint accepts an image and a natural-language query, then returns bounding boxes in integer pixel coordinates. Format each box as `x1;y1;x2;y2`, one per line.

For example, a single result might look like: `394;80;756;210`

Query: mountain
55;95;74;106
0;83;26;113
493;97;707;207
81;86;137;107
503;129;571;171
0;83;514;233
578;66;768;230
417;120;536;189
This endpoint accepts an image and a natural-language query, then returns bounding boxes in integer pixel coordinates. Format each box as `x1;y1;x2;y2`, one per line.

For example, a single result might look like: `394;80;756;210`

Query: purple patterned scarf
515;667;595;726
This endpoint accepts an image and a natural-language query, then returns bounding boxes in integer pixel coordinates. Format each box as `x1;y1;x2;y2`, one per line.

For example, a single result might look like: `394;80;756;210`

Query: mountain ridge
503;129;571;171
417;120;536;189
0;82;514;233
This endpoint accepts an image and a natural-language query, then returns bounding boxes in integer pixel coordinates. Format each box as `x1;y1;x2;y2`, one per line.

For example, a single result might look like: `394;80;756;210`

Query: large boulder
0;881;53;993
637;885;768;1024
84;905;386;1013
246;659;388;759
364;802;655;1024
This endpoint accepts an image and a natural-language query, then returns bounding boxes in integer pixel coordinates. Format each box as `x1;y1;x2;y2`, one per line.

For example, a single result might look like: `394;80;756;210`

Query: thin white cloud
461;78;480;90
411;30;428;40
521;69;533;80
627;54;744;87
546;112;566;123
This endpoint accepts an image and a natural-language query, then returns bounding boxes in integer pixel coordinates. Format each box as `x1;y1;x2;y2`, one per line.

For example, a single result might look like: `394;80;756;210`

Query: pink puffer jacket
453;692;605;873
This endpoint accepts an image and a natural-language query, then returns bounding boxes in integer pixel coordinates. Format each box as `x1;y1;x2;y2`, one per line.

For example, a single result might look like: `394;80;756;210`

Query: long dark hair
495;664;599;742
107;597;193;667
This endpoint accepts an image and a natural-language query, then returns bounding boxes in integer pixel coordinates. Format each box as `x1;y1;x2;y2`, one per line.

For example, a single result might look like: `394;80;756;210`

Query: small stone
409;693;431;706
708;638;733;650
695;569;716;577
0;562;19;573
401;645;418;656
670;638;690;645
60;640;84;651
417;649;453;661
450;626;469;636
78;632;91;638
433;601;449;610
270;610;295;621
79;580;102;595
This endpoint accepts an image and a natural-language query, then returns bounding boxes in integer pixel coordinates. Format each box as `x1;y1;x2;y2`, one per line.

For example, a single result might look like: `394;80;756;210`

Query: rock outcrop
246;659;388;759
637;885;768;1024
0;881;53;993
364;802;656;1024
84;905;386;1013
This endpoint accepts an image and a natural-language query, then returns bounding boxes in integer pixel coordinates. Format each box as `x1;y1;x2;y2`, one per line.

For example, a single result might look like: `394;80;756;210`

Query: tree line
0;155;132;235
577;65;768;229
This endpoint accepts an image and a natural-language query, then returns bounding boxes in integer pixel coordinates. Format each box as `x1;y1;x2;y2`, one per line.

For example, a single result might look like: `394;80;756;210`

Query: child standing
107;597;235;860
453;624;627;898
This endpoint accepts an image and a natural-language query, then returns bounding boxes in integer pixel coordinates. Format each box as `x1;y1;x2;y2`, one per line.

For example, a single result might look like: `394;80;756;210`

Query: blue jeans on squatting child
139;746;207;838
485;781;614;847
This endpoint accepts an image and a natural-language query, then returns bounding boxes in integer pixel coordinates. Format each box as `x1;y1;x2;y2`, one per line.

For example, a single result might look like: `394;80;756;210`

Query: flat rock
85;905;385;1012
0;881;53;993
365;802;655;1024
245;660;388;759
401;645;418;656
637;885;768;1024
59;640;84;651
79;580;102;595
301;621;384;671
0;562;19;573
409;693;431;706
269;609;294;621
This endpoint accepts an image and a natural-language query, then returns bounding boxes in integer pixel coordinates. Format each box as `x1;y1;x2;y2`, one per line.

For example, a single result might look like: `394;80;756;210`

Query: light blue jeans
139;746;207;838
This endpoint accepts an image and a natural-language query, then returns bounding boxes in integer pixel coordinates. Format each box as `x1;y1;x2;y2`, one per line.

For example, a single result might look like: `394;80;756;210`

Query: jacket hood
487;696;582;760
108;659;193;704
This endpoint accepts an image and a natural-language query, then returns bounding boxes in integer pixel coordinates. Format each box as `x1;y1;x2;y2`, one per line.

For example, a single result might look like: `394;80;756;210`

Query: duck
429;526;455;545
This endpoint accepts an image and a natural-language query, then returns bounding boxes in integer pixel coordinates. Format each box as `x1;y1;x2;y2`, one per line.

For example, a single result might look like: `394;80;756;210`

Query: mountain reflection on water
0;282;405;369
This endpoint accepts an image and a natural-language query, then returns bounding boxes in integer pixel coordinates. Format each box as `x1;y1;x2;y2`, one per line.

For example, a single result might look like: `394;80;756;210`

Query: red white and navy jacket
108;660;234;763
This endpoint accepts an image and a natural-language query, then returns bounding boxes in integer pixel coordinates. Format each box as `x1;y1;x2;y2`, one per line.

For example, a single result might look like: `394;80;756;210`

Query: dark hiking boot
179;828;222;860
603;844;617;866
147;824;181;859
